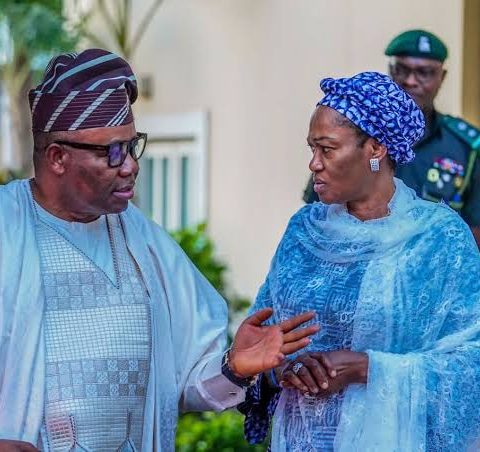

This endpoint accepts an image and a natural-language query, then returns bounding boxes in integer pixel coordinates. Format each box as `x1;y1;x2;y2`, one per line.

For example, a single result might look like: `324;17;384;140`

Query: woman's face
307;106;374;205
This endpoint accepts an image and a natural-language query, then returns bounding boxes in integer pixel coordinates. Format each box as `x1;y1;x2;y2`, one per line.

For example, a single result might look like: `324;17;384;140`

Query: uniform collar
416;110;442;147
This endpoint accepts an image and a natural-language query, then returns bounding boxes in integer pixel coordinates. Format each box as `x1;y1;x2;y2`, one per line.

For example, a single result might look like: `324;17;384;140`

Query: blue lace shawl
242;179;480;451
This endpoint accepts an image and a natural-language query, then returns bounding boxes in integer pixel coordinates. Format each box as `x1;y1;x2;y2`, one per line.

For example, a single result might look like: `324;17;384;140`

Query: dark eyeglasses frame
389;61;442;84
53;132;148;168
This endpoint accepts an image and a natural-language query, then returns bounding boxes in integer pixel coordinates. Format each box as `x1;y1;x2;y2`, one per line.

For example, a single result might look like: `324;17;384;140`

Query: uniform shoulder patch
442;115;480;150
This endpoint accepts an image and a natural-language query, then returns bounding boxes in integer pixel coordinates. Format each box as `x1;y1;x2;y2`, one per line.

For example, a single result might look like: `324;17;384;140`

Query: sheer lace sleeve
239;278;282;445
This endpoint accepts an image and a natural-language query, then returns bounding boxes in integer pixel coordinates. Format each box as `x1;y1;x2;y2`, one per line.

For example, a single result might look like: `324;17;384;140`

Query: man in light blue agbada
0;49;318;452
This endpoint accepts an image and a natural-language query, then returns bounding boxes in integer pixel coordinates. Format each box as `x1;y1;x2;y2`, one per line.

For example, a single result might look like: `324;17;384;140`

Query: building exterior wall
131;0;464;299
462;0;480;127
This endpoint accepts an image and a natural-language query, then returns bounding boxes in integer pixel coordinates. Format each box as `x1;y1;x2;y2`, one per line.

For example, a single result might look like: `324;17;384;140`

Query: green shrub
172;224;263;450
171;223;251;327
171;223;228;296
176;411;266;452
0;169;23;185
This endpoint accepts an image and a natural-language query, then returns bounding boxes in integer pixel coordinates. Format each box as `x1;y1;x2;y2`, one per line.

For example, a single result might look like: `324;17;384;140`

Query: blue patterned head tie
317;72;425;164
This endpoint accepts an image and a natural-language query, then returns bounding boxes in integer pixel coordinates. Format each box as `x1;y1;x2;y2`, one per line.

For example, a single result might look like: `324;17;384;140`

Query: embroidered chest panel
36;215;152;452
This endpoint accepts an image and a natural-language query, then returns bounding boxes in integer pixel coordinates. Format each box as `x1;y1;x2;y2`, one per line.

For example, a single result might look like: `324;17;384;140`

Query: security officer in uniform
303;29;480;247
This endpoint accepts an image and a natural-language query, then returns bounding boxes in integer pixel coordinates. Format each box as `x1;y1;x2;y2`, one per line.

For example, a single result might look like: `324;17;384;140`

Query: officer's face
389;56;446;112
307;106;380;205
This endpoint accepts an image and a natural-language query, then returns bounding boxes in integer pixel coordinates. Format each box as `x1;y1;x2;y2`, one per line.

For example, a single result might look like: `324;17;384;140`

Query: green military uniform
395;113;480;226
304;29;480;227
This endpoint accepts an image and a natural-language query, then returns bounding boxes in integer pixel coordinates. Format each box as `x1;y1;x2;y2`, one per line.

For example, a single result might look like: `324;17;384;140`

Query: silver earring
370;158;380;172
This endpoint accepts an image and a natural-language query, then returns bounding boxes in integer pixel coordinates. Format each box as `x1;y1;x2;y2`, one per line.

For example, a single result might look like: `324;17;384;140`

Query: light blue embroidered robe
0;180;244;451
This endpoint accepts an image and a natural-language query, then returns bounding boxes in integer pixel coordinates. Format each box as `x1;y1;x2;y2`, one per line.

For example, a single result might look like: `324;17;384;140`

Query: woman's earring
370;158;380;172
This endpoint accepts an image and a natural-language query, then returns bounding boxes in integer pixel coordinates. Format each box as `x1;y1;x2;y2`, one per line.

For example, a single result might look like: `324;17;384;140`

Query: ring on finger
292;362;304;375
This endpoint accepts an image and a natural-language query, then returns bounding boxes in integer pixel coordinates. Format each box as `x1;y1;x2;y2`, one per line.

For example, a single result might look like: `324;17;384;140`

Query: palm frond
97;0;117;34
79;29;110;50
130;0;163;56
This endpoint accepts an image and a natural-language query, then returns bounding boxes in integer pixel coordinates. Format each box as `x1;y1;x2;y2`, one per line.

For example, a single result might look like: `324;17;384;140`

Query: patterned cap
29;49;138;132
317;72;425;164
385;29;448;62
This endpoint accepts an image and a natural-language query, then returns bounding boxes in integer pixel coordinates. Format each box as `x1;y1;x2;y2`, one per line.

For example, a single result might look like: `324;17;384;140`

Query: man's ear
44;144;69;175
441;68;447;83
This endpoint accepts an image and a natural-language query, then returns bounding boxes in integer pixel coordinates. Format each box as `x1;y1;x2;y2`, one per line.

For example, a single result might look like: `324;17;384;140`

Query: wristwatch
221;348;258;388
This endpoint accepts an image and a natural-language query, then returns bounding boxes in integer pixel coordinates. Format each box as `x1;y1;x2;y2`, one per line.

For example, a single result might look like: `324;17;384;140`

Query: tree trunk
0;83;20;170
13;80;34;176
0;78;34;176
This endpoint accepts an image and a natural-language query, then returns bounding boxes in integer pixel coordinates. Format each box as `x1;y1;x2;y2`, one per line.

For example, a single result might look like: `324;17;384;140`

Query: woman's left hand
281;350;368;396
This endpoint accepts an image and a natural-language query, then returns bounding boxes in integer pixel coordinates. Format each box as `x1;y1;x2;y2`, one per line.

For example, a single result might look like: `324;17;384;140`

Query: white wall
130;0;464;299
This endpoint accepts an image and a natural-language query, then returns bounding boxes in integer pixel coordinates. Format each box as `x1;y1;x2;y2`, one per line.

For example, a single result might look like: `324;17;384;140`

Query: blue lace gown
241;212;367;451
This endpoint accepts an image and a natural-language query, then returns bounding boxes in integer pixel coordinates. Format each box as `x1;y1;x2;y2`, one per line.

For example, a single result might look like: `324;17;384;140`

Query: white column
0;84;16;169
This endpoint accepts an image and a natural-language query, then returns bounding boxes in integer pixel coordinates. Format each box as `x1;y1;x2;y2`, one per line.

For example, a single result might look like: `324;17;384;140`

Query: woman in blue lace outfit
239;72;480;451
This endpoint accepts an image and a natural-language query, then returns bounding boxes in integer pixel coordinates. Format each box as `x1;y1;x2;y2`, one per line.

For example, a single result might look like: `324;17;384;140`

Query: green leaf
0;0;79;94
176;411;267;451
170;223;252;339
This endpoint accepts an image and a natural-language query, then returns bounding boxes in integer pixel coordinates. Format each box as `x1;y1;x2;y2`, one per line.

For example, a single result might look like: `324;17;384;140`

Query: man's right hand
0;440;39;451
228;309;319;377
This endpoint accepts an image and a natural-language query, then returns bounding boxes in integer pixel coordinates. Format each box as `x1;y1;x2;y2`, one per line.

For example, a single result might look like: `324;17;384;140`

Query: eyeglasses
54;132;148;168
389;62;442;84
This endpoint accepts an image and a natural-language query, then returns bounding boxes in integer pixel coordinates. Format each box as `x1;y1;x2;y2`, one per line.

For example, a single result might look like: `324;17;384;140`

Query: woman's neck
346;176;395;221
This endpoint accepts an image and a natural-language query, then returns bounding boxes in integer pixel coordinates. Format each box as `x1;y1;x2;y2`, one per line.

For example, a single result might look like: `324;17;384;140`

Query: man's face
58;123;140;218
389;56;446;112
